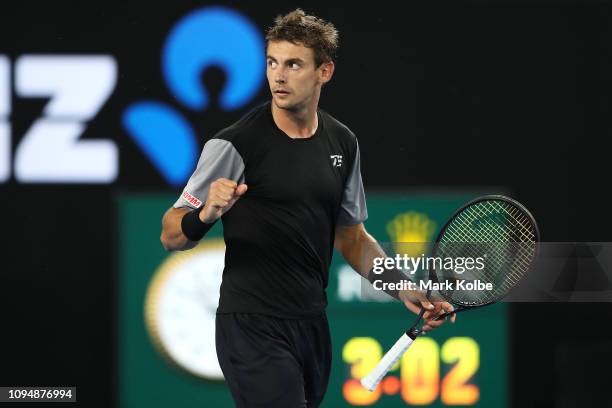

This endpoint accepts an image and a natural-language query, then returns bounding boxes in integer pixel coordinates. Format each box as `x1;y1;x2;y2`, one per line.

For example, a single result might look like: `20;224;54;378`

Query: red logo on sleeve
182;191;202;207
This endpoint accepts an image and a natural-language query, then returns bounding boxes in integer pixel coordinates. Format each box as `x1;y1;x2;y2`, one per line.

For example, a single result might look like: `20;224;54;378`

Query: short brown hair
265;9;339;67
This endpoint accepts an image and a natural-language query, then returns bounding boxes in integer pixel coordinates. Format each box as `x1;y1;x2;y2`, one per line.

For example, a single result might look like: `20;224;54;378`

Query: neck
271;91;320;139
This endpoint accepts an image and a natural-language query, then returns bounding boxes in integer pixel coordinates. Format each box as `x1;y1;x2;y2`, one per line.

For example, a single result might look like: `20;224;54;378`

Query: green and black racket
361;195;539;391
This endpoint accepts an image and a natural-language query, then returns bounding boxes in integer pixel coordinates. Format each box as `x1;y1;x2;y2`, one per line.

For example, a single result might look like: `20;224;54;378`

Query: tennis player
160;9;454;407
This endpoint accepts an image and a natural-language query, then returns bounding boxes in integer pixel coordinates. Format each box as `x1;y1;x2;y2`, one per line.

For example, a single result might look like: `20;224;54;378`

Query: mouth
274;89;290;96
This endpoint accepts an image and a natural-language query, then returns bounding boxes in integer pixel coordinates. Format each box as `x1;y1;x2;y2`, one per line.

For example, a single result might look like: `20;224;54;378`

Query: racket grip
360;331;416;391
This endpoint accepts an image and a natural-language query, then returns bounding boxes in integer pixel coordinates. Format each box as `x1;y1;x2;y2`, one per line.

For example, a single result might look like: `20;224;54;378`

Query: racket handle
360;330;417;391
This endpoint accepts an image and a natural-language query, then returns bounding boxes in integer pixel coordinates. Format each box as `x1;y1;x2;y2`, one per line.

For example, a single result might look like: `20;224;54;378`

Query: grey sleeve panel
173;139;246;209
337;141;368;225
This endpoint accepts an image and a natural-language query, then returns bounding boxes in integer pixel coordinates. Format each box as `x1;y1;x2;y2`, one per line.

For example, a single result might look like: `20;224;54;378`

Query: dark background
1;1;611;407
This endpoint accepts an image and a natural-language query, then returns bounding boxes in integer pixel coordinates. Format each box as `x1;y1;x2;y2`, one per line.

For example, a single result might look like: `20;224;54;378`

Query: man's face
266;40;331;111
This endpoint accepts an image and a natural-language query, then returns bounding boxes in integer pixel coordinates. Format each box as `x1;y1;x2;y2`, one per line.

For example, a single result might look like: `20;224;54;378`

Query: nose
274;69;286;84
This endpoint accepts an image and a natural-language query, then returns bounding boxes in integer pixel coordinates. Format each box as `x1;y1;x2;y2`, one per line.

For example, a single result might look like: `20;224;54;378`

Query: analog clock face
145;240;225;380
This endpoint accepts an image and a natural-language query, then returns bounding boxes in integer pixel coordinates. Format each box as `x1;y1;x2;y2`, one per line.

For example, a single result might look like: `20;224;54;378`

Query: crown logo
386;212;437;258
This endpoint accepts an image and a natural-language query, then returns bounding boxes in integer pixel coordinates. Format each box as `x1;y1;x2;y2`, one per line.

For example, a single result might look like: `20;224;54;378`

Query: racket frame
360;195;540;390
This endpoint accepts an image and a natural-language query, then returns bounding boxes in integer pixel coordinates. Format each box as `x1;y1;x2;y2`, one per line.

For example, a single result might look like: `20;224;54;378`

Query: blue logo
123;6;265;186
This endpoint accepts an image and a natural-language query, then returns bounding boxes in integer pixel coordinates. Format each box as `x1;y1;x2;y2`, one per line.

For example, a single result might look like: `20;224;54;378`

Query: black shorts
215;312;332;408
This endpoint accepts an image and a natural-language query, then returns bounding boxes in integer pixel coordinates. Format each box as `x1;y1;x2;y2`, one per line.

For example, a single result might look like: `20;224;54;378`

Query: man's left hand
398;289;456;334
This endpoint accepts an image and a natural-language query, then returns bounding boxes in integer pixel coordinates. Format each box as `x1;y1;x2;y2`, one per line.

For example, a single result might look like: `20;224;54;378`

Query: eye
290;63;300;69
268;60;277;68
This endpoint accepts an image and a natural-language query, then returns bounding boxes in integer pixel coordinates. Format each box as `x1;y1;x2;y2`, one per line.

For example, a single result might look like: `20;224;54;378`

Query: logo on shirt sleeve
182;191;203;207
330;154;343;168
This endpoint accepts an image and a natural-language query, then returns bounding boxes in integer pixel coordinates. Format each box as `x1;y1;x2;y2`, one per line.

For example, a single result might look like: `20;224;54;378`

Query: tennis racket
361;195;539;392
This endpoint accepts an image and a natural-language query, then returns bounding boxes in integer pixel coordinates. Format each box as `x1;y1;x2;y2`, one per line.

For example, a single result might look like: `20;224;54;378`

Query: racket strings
443;242;533;301
443;241;533;300
434;200;537;306
444;203;527;249
454;201;535;244
488;202;536;243
467;203;536;289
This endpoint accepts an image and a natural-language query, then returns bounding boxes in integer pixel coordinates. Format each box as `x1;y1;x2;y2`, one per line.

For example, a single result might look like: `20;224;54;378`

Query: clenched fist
199;178;248;224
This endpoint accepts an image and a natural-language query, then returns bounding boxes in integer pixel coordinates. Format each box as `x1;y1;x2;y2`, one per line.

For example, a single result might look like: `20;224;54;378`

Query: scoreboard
117;192;507;407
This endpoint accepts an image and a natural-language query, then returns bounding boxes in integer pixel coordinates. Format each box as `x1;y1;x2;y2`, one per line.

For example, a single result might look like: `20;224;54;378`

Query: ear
318;61;335;85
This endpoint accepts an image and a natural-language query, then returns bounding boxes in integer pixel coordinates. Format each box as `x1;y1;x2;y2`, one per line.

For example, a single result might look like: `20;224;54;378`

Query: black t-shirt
174;101;368;318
